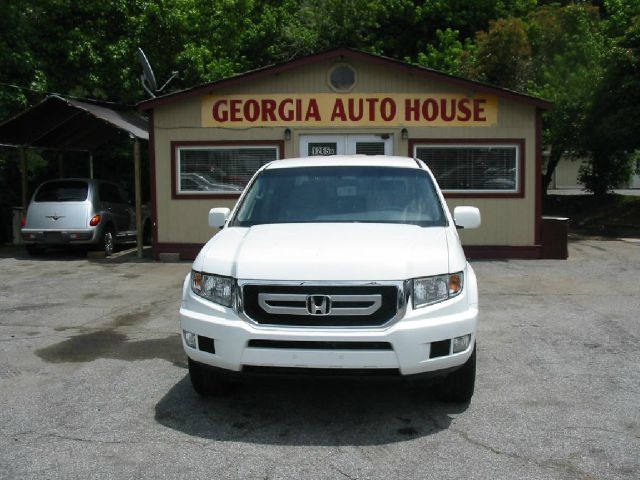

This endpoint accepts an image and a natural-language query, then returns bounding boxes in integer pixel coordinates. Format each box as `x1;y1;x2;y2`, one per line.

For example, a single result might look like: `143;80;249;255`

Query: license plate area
43;232;64;243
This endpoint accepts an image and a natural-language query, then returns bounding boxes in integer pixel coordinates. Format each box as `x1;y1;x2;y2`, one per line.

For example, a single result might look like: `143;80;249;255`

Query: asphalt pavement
0;239;638;479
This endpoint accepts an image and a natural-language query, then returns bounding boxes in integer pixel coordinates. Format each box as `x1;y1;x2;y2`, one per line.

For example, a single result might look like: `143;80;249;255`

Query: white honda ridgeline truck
180;156;481;402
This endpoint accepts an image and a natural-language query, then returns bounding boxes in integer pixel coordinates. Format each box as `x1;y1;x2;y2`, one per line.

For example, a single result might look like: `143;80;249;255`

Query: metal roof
0;95;148;151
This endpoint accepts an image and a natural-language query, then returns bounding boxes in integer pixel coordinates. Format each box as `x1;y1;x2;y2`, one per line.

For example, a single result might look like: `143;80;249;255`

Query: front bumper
180;276;478;377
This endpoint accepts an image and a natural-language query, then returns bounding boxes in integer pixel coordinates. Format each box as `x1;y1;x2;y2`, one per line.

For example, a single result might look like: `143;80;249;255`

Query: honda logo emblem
306;295;332;315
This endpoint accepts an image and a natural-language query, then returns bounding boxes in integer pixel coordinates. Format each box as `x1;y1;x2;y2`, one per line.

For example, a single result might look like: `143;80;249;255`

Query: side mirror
453;206;481;230
208;207;230;228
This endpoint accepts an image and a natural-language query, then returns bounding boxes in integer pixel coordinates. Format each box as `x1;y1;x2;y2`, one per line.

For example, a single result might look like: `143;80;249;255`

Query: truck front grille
242;284;399;327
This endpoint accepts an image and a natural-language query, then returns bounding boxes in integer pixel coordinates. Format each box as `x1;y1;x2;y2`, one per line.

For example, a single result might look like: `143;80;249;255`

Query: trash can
541;216;569;259
12;207;24;245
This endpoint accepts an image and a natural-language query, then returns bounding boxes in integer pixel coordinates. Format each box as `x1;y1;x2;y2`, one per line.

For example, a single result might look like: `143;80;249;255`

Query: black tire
98;226;115;256
25;244;44;256
188;358;232;396
437;343;476;403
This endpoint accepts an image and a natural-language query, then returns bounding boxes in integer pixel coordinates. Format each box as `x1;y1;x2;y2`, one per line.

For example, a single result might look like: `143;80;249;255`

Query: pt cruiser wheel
99;227;115;256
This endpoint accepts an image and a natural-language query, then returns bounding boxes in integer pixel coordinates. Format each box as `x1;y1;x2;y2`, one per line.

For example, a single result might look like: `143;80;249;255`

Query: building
138;48;552;260
551;156;640;190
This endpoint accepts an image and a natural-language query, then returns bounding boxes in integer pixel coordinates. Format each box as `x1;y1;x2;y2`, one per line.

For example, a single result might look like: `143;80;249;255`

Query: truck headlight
191;271;235;308
412;272;463;308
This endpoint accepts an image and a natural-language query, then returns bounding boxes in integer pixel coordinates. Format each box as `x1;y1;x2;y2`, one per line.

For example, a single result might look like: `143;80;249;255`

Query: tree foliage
580;16;640;195
527;4;608;194
470;17;532;91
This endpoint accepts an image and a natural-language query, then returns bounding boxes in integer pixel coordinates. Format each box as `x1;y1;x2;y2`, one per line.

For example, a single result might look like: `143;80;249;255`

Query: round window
328;64;356;92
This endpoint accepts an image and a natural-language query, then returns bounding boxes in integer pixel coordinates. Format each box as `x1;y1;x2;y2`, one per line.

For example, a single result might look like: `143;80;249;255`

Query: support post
134;138;143;259
89;153;94;179
20;147;28;209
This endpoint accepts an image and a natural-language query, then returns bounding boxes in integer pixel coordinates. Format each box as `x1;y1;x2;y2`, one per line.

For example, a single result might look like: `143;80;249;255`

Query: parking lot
0;238;638;480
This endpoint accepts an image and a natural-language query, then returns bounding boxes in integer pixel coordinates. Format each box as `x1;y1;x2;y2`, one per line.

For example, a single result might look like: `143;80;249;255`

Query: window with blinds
415;144;519;192
355;142;386;155
177;146;279;194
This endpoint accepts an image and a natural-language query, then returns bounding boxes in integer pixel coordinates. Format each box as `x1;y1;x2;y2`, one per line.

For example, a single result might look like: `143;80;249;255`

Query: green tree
580;17;640;196
0;0;46;118
526;4;608;194
467;17;532;91
416;28;474;74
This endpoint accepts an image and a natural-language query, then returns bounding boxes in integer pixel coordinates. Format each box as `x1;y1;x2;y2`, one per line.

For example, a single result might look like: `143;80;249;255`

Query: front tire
188;358;232;396
437;343;476;403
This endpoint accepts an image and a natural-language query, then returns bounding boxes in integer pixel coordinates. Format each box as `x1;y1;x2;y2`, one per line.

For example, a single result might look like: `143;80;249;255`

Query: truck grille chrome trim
238;280;407;328
258;293;382;316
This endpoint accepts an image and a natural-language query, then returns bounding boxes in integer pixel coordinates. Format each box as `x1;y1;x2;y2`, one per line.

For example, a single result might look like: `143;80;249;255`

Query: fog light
183;330;197;349
452;334;471;353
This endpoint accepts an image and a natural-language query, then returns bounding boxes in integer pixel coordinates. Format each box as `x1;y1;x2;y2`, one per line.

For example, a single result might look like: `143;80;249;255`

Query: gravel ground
0;239;638;480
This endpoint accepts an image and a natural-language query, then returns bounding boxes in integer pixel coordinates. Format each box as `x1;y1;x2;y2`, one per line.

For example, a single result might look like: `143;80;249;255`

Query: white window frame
327;63;357;93
413;143;521;194
176;144;280;195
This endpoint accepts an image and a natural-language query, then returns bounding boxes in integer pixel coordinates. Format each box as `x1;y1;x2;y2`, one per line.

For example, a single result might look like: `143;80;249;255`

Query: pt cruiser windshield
232;166;447;227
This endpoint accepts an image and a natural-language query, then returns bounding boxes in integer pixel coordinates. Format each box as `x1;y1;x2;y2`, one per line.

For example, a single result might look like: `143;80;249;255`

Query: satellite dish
137;48;158;96
137;48;179;98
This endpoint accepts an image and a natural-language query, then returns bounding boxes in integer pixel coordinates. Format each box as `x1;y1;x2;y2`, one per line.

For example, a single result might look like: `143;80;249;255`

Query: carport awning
0;94;150;258
0;95;148;151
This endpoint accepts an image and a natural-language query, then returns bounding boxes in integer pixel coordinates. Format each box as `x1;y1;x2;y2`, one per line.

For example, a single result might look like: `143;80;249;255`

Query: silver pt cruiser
21;178;150;256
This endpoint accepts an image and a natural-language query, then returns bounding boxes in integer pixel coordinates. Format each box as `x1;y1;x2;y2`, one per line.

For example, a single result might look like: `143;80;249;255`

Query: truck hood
194;223;453;281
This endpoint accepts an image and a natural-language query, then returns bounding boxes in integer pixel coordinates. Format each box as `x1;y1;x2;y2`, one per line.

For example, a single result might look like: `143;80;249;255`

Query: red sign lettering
405;99;420;121
348;98;364;121
203;94;496;126
473;99;486;121
457;98;471;121
306;99;321;121
380;97;396;122
244;99;259;122
331;99;347;121
261;99;276;121
212;100;228;122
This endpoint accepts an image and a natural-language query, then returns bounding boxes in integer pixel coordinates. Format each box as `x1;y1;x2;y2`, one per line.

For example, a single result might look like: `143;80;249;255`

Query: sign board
202;94;498;128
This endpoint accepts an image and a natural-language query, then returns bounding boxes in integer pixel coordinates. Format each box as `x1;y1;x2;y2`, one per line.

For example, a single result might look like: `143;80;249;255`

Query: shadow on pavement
155;374;468;446
0;244;155;262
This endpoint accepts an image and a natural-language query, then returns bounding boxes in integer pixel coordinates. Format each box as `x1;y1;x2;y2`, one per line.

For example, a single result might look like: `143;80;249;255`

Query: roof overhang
0;95;148;151
138;47;552;112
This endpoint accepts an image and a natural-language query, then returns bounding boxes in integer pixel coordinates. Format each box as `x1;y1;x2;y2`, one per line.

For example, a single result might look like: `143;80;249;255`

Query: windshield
232;166;446;227
34;180;89;202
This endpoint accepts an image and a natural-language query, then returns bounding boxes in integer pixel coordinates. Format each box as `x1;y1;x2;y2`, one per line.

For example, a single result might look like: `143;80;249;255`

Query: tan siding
152;124;285;244
211;59;465;96
153;59;539;247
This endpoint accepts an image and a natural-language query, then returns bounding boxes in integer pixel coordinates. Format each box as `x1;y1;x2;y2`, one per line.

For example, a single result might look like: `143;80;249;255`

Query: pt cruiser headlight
191;271;235;308
412;272;463;308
